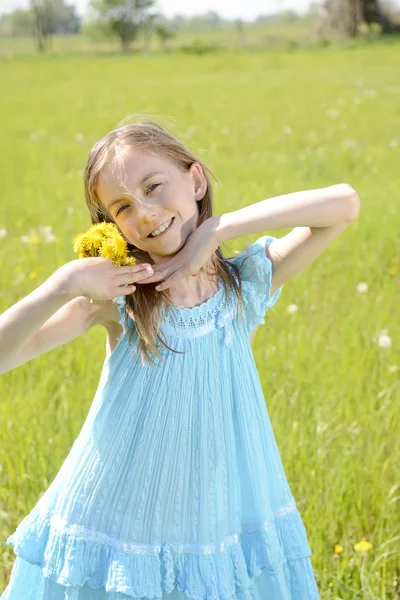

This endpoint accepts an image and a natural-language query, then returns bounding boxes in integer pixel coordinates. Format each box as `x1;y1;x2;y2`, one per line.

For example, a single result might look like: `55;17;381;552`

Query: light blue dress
1;235;320;600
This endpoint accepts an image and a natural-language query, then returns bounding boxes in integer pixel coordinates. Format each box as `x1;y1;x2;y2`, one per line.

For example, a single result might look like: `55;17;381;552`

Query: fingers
138;269;170;284
116;284;136;296
115;263;153;274
116;265;154;284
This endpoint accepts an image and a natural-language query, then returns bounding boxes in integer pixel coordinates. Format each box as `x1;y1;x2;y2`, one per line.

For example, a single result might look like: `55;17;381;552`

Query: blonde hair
83;117;247;365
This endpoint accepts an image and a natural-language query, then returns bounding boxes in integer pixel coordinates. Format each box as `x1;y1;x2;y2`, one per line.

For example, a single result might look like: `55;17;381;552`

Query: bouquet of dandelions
72;222;137;302
73;222;136;266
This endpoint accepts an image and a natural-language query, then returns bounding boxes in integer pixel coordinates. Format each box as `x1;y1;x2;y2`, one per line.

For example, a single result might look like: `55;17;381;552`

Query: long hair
83;117;247;365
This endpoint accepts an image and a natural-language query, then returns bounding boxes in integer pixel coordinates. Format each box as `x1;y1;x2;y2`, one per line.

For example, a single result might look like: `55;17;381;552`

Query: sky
1;0;317;19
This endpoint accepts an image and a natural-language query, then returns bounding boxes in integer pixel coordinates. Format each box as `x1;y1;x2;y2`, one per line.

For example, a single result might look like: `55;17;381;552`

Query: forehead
97;150;176;201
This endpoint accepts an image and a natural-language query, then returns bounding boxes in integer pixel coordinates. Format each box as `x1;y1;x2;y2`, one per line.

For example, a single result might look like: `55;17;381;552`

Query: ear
189;162;207;201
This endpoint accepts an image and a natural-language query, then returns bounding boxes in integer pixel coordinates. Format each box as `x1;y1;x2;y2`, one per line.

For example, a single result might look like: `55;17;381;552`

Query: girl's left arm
141;183;359;293
214;183;360;295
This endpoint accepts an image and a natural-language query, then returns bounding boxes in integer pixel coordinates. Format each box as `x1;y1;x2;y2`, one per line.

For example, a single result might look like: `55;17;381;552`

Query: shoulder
231;235;277;278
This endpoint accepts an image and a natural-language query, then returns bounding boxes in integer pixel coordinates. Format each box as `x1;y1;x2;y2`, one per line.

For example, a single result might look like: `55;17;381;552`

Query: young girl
0;119;360;600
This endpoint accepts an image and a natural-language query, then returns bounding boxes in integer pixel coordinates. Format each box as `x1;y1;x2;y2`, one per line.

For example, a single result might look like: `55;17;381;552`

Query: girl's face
96;149;207;263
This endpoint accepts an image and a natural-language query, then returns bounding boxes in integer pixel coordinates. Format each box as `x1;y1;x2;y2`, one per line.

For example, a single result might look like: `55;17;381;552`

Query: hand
139;216;221;292
54;258;155;300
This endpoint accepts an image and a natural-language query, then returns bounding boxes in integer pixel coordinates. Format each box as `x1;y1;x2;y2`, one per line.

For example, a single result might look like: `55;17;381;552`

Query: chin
153;231;191;256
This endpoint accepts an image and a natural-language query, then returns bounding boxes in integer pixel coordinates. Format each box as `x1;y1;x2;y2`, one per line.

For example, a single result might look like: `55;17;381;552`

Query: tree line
0;0;398;53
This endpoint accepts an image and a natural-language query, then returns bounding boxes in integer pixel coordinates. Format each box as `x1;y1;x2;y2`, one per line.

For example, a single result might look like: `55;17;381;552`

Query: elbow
335;183;361;222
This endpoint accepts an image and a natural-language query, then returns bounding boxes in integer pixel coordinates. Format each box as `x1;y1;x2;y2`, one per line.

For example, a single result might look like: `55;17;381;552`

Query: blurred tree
205;11;221;28
89;0;155;52
30;0;53;51
235;18;245;44
2;9;33;37
154;22;176;51
316;0;400;37
142;11;158;50
0;1;79;40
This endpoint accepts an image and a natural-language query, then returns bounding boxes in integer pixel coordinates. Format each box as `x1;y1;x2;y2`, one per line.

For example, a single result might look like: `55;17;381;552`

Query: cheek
118;220;141;243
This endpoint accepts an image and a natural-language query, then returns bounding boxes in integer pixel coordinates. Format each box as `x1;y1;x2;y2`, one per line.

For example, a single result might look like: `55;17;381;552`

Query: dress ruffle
4;505;319;600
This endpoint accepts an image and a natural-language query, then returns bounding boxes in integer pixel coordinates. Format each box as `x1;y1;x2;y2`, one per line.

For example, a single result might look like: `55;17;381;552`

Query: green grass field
0;39;399;598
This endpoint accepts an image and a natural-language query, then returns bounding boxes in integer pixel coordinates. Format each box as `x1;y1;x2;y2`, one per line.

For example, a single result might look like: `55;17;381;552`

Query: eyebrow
107;171;163;210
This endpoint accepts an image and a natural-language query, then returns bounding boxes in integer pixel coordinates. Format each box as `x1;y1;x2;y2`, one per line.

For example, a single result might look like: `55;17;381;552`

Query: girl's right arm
0;258;154;375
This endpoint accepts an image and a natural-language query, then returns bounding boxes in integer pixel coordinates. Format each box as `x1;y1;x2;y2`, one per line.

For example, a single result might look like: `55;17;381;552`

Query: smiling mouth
148;217;175;238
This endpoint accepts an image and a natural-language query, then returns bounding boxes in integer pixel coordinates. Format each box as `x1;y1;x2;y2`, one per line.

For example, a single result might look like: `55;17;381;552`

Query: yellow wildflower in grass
29;270;39;279
14;265;24;273
27;232;42;245
334;544;344;554
388;267;397;277
354;540;373;553
72;222;136;267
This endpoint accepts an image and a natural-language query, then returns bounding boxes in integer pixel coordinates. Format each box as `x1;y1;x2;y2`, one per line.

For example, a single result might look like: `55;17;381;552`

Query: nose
140;215;154;224
139;204;156;224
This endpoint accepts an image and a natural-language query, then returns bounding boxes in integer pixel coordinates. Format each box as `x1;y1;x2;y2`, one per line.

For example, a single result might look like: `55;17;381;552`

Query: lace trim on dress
46;502;298;556
5;500;318;599
115;278;239;345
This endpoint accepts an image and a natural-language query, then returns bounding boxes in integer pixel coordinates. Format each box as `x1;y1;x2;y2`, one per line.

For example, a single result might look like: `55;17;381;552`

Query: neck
167;272;218;307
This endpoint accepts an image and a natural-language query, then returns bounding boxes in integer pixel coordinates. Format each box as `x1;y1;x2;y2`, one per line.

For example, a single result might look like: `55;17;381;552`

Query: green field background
0;40;399;598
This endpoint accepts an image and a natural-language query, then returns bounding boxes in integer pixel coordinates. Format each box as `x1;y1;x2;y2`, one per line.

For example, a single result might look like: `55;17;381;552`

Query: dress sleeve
232;235;284;333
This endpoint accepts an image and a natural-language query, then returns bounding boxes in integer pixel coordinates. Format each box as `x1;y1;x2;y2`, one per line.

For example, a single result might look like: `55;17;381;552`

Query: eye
145;182;160;195
116;204;129;216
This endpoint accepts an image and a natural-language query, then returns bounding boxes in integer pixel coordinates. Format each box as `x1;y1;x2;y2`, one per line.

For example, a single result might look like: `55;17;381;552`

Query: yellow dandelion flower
114;235;128;257
354;540;373;553
14;265;24;273
27;232;42;245
99;241;116;261
29;270;39;279
88;233;103;251
388;267;397;277
334;544;344;554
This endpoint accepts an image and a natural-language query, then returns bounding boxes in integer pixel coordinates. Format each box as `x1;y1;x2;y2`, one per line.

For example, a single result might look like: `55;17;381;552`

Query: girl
0;118;360;600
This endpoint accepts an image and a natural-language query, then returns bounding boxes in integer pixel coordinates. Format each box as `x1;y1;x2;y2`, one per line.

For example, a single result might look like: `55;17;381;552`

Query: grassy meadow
0;36;399;598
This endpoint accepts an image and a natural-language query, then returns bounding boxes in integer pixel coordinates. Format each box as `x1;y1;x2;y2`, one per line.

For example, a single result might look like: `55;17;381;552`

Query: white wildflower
357;282;368;293
75;133;84;142
0;228;7;238
67;207;74;215
378;334;392;349
341;140;357;152
20;235;29;243
38;225;53;234
44;232;56;243
283;126;293;135
287;304;299;314
388;365;398;374
389;139;398;148
29;129;46;141
326;108;339;118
